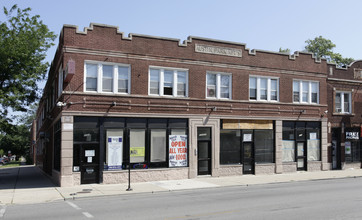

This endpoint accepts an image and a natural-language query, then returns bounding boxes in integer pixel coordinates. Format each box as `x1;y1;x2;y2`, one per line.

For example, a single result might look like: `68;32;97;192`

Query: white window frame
249;76;279;102
84;61;131;94
293;80;319;104
206;72;232;100
335;91;352;114
148;66;189;97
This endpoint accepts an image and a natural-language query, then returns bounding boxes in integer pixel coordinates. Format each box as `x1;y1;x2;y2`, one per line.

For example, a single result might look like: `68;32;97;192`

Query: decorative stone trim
195;44;242;57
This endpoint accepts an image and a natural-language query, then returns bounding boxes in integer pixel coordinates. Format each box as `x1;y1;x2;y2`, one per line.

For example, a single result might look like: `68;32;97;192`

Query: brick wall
43;23;331;121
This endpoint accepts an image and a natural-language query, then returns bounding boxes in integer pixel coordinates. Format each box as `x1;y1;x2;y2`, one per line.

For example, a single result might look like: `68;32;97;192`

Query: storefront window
220;130;241;164
345;128;361;163
105;130;123;170
130;129;146;163
282;141;295;162
306;123;320;161
171;129;187;135
254;130;274;163
282;122;295;162
220;128;274;165
150;129;167;163
282;121;321;163
74;117;188;171
53;120;61;171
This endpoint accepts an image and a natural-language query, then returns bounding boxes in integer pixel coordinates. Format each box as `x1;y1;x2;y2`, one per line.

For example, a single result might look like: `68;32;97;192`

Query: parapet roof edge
62;23;327;64
349;59;362;66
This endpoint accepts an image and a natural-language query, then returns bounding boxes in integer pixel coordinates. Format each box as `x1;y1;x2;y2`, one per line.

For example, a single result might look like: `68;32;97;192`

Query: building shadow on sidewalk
0;165;56;190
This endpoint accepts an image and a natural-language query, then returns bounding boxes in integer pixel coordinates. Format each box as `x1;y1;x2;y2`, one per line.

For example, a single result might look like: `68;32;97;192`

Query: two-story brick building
326;62;362;170
32;23;361;187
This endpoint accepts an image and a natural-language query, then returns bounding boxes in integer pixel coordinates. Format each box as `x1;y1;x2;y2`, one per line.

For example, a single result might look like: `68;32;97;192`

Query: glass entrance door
243;142;254;174
197;127;211;175
296;142;307;171
80;144;100;184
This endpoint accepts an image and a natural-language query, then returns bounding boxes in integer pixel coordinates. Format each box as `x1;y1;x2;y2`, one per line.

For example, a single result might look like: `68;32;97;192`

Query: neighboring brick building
327;62;362;170
32;23;360;186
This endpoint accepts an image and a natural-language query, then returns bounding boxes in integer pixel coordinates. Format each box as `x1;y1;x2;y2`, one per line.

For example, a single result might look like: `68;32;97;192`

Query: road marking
66;201;81;210
0;205;6;218
164;209;241;220
82;212;94;218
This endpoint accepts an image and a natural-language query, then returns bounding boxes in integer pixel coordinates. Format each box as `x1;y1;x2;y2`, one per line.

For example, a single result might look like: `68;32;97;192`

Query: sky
1;0;362;104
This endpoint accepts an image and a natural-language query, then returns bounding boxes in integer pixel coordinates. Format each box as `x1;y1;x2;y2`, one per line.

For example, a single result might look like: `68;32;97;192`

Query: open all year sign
169;135;188;167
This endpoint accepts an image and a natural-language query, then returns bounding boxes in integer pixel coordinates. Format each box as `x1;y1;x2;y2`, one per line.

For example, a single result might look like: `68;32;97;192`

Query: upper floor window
249;76;278;101
293;80;319;104
149;67;188;97
84;62;130;94
207;72;231;99
335;91;352;114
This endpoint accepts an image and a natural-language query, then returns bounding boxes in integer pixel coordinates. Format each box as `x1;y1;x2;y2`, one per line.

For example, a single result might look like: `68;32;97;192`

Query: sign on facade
346;132;359;140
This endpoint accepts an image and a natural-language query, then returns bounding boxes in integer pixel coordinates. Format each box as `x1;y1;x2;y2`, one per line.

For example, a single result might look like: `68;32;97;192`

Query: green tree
0;5;56;157
0;123;30;156
305;36;354;67
0;5;56;123
279;47;291;54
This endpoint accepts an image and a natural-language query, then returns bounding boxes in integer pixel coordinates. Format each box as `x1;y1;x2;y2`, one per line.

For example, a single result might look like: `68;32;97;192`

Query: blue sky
2;0;361;120
2;0;362;64
1;0;362;85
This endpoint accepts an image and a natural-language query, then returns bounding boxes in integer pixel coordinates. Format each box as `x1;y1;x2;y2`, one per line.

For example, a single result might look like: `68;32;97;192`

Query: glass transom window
293;80;319;104
249;76;279;101
149;67;188;97
207;72;232;99
84;62;130;94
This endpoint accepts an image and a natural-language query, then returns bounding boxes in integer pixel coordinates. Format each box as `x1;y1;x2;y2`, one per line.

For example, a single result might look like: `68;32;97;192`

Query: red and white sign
169;135;187;167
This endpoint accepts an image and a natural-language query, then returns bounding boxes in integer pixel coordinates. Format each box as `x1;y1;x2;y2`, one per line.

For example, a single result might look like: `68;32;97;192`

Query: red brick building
32;23;360;186
327;62;362;170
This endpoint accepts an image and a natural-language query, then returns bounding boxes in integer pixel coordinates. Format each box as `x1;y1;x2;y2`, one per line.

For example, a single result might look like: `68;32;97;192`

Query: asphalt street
2;177;362;220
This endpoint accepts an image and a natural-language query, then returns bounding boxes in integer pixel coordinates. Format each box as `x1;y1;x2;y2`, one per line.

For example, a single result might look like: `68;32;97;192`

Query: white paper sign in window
85;150;95;157
107;136;123;170
169;135;188;167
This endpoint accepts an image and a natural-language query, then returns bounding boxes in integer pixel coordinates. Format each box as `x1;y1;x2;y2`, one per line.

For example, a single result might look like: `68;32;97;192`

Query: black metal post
126;156;132;191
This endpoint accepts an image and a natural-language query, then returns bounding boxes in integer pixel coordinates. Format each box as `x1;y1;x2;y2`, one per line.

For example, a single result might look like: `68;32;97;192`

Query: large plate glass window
150;129;167;163
207;72;231;99
130;129;146;163
282;121;295;162
249;76;279;102
254;130;274;163
306;122;320;161
105;130;123;170
220;130;241;164
149;67;188;97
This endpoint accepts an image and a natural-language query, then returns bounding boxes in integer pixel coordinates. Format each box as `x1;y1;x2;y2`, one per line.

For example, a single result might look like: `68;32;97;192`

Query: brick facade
32;23;362;186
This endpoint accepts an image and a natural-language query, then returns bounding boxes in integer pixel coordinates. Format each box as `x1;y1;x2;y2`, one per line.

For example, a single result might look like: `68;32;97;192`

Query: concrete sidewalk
1;165;362;205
